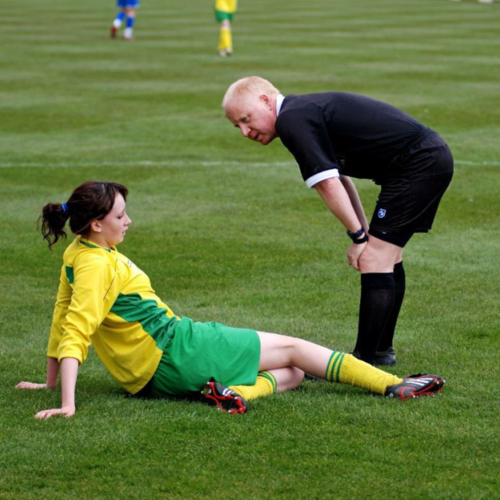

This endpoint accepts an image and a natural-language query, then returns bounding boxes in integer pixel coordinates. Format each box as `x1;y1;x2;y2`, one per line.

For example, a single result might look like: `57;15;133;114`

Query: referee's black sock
377;262;406;352
354;273;395;365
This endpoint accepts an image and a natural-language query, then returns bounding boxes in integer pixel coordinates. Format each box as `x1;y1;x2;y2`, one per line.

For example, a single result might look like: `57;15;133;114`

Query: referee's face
226;94;277;145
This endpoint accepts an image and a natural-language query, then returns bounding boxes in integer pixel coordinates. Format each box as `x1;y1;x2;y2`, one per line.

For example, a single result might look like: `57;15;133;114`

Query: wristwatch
347;227;369;244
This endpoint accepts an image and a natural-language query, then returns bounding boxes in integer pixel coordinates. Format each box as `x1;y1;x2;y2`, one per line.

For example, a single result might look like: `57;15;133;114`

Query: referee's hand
347;242;367;271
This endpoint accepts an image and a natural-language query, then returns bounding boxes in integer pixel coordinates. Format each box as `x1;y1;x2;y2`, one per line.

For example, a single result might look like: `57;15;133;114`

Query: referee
222;76;454;365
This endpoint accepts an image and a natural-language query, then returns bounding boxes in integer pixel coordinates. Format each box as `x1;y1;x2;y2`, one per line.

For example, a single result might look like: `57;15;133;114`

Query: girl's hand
35;405;76;420
16;381;52;390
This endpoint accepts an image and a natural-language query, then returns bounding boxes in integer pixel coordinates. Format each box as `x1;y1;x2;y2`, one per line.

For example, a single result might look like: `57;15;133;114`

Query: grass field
1;0;500;497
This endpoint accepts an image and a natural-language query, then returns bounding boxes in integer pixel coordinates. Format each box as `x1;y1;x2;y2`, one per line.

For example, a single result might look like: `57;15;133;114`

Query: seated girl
16;181;445;418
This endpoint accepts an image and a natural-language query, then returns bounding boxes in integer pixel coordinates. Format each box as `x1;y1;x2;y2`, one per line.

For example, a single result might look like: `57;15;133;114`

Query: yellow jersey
47;237;180;394
215;0;237;14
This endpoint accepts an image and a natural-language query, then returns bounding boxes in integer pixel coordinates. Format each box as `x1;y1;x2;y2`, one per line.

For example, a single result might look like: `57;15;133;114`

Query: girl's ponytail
40;202;71;250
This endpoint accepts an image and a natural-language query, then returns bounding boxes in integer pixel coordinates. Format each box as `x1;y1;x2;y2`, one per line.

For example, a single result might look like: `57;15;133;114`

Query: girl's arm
19;255;113;417
16;357;60;390
34;357;79;420
46;356;60;388
17;266;71;391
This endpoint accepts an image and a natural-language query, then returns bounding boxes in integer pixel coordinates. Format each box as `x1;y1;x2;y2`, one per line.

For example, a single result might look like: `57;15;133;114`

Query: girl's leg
257;331;402;395
272;367;304;392
229;367;304;401
258;332;333;377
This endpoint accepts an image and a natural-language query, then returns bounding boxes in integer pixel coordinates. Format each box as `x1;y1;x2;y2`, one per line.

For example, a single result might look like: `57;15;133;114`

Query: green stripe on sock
330;353;341;382
325;351;341;382
334;353;345;382
258;371;277;393
325;352;335;381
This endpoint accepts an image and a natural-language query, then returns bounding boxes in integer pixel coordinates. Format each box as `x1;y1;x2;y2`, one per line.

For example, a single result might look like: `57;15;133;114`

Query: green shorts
149;317;260;398
215;9;234;22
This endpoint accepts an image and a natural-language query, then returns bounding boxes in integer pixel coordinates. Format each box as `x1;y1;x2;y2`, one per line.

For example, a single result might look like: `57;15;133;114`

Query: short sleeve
276;103;340;188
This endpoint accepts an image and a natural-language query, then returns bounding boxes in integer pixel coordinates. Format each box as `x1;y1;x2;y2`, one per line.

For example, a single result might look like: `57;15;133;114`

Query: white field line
0;159;498;168
455;160;500;166
0;161;295;169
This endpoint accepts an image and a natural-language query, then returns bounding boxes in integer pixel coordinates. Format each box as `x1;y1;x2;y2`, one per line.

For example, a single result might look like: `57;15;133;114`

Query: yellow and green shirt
215;0;237;15
47;237;180;394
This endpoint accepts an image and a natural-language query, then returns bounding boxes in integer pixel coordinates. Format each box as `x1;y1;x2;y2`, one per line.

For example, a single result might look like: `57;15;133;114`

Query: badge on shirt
377;208;387;219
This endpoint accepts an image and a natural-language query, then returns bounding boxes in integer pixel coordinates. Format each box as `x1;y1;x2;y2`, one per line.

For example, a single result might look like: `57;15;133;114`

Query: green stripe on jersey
79;239;111;252
65;266;74;285
111;293;179;350
215;9;234;22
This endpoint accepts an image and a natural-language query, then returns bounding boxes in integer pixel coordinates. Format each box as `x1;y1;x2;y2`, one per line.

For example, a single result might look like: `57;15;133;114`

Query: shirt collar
79;237;114;253
276;94;285;116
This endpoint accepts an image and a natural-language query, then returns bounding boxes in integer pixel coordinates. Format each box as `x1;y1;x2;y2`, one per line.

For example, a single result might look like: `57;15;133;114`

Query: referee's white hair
222;76;280;109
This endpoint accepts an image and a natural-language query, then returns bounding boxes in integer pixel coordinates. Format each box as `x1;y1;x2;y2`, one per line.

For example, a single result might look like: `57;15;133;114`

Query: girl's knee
289;367;305;388
273;366;304;392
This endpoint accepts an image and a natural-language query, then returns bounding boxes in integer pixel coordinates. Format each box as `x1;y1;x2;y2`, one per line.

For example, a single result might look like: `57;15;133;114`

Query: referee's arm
314;177;368;270
339;176;369;232
314;177;364;234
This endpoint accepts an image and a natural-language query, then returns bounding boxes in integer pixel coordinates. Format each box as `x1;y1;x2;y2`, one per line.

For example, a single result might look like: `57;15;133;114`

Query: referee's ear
259;94;272;110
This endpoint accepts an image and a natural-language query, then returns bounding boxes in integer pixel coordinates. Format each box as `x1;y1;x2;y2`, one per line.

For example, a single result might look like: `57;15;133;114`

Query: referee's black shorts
369;132;454;248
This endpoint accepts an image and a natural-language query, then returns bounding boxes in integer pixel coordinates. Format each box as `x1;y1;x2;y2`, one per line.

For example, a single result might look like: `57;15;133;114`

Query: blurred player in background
111;0;139;41
215;0;237;56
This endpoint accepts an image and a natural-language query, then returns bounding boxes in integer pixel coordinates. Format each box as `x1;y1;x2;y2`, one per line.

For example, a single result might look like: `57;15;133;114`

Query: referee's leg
353;237;403;364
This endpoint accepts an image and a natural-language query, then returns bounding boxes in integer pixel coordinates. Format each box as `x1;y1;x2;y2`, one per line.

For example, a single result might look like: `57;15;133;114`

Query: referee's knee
358;244;395;273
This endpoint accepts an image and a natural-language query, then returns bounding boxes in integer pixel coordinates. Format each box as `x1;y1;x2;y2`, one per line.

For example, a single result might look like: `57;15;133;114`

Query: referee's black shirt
275;92;434;184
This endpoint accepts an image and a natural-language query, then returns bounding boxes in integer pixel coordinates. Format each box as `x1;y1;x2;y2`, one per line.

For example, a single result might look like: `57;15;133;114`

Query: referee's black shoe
374;347;396;366
351;349;396;366
385;374;445;401
201;380;248;414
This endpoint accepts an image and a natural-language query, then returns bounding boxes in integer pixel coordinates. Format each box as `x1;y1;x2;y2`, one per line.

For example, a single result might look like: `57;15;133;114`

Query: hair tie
62;203;69;213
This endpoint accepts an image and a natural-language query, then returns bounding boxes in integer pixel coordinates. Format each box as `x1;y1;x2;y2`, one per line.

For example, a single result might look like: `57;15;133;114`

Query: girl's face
90;193;132;248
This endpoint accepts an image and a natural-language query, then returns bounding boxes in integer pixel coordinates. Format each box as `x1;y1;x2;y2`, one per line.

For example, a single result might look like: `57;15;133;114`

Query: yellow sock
326;352;403;395
218;26;232;51
229;372;277;401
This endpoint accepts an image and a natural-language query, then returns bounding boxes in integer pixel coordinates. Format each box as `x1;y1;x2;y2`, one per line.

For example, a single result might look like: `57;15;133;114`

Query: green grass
1;0;500;498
